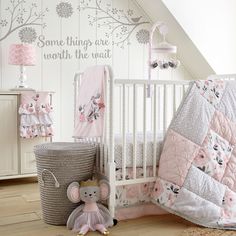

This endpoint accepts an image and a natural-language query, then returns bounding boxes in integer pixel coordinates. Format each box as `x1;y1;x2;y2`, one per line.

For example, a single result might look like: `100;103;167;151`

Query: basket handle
40;169;60;188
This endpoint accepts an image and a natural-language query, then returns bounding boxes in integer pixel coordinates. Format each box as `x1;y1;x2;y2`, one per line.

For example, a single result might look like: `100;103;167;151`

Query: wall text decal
37;35;112;60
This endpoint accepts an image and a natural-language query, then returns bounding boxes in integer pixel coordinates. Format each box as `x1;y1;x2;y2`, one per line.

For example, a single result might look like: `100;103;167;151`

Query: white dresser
0;91;52;180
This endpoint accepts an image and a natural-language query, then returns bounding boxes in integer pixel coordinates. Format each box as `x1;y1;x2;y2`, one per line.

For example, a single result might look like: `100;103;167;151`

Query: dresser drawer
21;151;37;174
0;95;18;177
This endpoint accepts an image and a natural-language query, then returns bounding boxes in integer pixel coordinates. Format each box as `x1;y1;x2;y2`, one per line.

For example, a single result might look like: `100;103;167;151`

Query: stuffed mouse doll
67;179;114;235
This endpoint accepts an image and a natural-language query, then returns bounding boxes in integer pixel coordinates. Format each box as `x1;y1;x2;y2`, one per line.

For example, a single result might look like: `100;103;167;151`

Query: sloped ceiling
162;0;236;75
135;0;215;79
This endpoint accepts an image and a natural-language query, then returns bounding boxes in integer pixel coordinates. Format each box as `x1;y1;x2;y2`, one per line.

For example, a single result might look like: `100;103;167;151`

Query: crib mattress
114;133;164;169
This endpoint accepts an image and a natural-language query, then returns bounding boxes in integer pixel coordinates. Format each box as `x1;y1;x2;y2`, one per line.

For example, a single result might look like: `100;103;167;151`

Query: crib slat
74;74;80;142
100;137;103;173
104;78;109;175
173;84;176;115
184;85;189;94
119;85;122;133
127;86;130;133
163;84;167;133
97;137;102;173
157;86;161;131
153;84;157;177
99;137;104;173
133;84;137;179
143;84;147;178
122;84;126;181
182;85;185;99
96;138;100;172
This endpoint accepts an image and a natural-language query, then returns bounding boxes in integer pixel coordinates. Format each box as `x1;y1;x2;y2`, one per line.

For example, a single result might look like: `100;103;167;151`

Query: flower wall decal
0;0;48;42
56;2;73;18
111;8;118;15
16;16;24;24
0;19;8;27
127;9;133;16
121;26;128;33
136;29;149;44
19;27;37;43
78;0;150;48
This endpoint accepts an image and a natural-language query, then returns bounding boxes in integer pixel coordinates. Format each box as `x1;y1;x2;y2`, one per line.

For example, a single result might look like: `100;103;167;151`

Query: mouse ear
99;179;110;201
67;182;80;203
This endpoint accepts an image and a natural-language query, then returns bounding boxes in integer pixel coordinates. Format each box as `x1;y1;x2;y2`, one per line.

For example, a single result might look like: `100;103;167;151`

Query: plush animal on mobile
67;179;114;235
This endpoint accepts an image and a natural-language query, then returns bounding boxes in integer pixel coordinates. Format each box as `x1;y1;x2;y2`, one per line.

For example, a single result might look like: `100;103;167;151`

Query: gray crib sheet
114;132;164;169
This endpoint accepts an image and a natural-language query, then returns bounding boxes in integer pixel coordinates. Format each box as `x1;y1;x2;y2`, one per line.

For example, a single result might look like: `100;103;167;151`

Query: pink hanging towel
19;91;53;138
73;65;109;138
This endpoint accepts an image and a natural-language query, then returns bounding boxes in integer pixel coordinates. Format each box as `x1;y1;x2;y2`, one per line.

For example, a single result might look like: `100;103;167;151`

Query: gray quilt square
218;81;236;123
170;84;215;145
173;187;221;226
184;165;226;207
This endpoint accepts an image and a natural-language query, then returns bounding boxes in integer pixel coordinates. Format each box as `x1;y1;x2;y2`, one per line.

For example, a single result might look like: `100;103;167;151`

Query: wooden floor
0;178;193;236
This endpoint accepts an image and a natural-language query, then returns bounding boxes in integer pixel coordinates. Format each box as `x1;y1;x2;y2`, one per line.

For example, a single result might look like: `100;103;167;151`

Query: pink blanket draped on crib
74;65;107;138
19;91;53;138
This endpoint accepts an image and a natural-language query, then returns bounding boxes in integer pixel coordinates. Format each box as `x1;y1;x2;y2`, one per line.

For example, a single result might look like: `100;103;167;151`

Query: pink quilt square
211;111;236;145
222;152;236;192
158;129;199;187
152;177;180;208
221;187;236;221
195;79;225;107
193;129;233;181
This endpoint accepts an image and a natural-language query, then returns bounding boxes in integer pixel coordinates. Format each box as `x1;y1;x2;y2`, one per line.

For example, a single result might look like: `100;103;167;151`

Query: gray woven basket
34;142;96;225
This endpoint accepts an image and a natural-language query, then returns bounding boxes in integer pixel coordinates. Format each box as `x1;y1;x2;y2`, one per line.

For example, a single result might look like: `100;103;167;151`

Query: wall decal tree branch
78;0;150;48
0;0;48;42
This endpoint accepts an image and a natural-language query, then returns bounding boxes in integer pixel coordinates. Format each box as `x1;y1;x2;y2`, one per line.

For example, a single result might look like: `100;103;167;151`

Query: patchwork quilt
152;79;236;229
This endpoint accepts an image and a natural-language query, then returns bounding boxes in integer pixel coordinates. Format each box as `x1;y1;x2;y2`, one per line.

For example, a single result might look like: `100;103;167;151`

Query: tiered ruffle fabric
19;92;53;138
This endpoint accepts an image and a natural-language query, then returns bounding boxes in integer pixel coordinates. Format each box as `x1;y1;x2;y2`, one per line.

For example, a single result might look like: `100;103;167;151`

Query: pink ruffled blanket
19;91;53;138
152;79;236;229
74;65;107;138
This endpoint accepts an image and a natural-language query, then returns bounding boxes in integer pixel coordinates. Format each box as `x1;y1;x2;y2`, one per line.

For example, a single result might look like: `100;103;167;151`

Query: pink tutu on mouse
70;203;113;232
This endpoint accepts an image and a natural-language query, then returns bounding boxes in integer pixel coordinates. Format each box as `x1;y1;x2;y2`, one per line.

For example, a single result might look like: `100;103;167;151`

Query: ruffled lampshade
8;44;36;89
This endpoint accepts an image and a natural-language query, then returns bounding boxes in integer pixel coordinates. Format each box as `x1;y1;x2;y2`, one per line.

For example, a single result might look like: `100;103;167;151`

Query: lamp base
16;65;33;89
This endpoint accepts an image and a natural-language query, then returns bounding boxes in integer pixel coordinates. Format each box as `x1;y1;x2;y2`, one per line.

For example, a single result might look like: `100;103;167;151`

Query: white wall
0;0;192;141
163;0;236;74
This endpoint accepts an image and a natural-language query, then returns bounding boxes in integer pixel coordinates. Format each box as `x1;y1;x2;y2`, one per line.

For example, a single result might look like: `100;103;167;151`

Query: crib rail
110;79;190;180
114;79;190;85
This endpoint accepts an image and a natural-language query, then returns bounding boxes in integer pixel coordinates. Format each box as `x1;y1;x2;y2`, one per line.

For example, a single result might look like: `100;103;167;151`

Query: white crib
74;72;236;218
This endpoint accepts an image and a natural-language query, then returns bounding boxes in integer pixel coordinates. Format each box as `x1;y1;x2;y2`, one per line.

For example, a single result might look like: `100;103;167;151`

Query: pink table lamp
8;44;36;89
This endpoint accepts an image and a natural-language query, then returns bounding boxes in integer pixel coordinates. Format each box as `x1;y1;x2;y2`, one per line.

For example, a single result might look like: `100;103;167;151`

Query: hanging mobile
148;21;179;96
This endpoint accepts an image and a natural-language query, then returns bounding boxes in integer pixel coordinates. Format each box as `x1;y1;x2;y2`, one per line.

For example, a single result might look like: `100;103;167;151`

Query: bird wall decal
131;16;142;23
